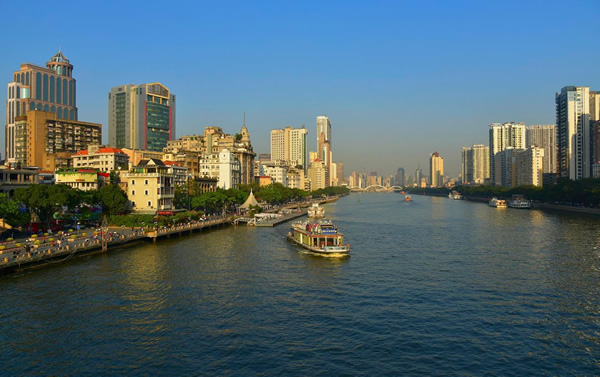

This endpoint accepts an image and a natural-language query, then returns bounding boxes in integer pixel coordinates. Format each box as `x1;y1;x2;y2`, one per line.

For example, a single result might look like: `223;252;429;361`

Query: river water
1;194;600;375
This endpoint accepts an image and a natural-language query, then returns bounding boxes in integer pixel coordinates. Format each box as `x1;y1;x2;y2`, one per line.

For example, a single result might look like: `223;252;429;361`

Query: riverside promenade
0;216;230;275
0;196;343;274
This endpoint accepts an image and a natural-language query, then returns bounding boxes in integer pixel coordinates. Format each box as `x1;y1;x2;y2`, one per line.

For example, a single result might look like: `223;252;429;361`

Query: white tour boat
307;203;325;219
288;219;350;257
489;197;507;208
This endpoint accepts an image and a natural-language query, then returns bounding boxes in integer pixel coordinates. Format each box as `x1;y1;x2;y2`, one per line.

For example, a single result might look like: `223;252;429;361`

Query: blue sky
1;0;599;178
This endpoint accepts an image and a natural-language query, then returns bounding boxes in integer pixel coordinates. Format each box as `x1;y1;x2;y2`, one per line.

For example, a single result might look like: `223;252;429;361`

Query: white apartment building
199;149;241;189
72;145;129;172
555;86;599;179
270;126;308;171
516;146;545;187
527;125;557;175
489;122;527;185
461;144;489;185
259;164;288;186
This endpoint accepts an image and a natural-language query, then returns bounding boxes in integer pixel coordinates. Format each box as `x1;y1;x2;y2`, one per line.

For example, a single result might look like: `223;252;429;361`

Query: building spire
243;112;246;127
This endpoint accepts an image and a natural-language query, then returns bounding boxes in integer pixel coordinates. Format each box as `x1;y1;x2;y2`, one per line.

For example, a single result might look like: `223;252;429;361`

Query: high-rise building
415;168;422;187
489;122;527;185
527;125;557;175
270;126;308;171
395;168;405;187
6;51;78;162
270;129;285;161
593;121;600;178
316;115;331;149
516;146;545;187
555;86;600;179
108;82;176;152
316;116;333;186
336;162;344;185
14;110;101;171
461;145;489;185
429;152;444;187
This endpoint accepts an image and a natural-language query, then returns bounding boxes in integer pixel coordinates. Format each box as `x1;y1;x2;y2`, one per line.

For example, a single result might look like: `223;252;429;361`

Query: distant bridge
350;185;404;192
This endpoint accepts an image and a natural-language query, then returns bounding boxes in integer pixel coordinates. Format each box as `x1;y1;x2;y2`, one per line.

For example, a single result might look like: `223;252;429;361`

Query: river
1;193;599;375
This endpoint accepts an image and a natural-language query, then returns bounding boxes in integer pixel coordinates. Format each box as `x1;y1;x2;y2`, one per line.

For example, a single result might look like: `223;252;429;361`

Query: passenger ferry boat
288;219;350;257
507;194;532;209
404;195;412;202
489;197;507;208
448;191;463;200
307;203;325;219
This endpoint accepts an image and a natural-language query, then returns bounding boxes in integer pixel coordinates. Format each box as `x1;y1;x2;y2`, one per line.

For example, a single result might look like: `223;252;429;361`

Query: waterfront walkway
0;196;343;274
0;217;230;274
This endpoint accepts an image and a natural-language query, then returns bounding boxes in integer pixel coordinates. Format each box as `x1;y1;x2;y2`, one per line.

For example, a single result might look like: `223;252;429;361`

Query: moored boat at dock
288;219;350;257
448;191;463;200
507;194;532;209
489;197;507;208
307;203;325;219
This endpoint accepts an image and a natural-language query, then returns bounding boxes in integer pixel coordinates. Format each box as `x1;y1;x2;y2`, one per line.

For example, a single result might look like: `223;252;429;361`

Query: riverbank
409;191;600;216
0;196;342;275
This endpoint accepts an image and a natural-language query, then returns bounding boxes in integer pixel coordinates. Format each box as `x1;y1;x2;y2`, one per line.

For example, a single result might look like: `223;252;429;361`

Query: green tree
0;193;30;227
97;184;129;216
14;184;79;228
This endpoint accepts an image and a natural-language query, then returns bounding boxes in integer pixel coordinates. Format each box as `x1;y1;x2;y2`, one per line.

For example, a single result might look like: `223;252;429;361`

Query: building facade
526;125;557;175
489;122;527;185
108;82;176;152
15;110;101;171
6;51;78;162
555;86;600;180
122;159;175;213
429;151;444;187
515;146;545;187
55;169;100;191
461;144;489;185
72;145;129;172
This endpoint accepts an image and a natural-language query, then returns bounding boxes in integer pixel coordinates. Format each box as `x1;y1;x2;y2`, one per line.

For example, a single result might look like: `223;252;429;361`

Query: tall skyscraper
108;82;176;152
270;126;308;172
270;129;285;161
316;115;331;149
6;50;78;162
461;145;489;185
395;168;405;187
489;122;527;185
415;168;422;187
526;125;557;175
429;152;444;187
316;115;333;186
555;86;600;179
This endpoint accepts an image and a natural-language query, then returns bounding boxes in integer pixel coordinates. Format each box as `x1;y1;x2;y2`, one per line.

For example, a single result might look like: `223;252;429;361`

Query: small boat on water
307;203;325;219
448;191;463;200
489;197;507;208
288;219;350;257
404;195;412;202
508;199;532;209
507;194;532;209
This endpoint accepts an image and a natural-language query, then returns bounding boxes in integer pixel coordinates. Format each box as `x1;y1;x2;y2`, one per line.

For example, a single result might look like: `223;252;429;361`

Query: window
131;180;135;185
148;201;152;207
132;201;136;208
145;179;149;185
145;190;149;196
131;190;136;196
35;73;41;100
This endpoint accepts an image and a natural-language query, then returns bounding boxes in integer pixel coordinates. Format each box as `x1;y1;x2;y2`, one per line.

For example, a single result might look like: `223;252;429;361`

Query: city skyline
1;1;600;177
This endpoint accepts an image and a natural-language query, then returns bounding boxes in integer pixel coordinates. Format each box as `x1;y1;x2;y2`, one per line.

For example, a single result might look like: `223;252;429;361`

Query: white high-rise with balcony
489;122;526;185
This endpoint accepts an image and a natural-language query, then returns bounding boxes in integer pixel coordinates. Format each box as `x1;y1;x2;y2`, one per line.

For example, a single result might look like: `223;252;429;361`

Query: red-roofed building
72;145;129;173
163;160;188;186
